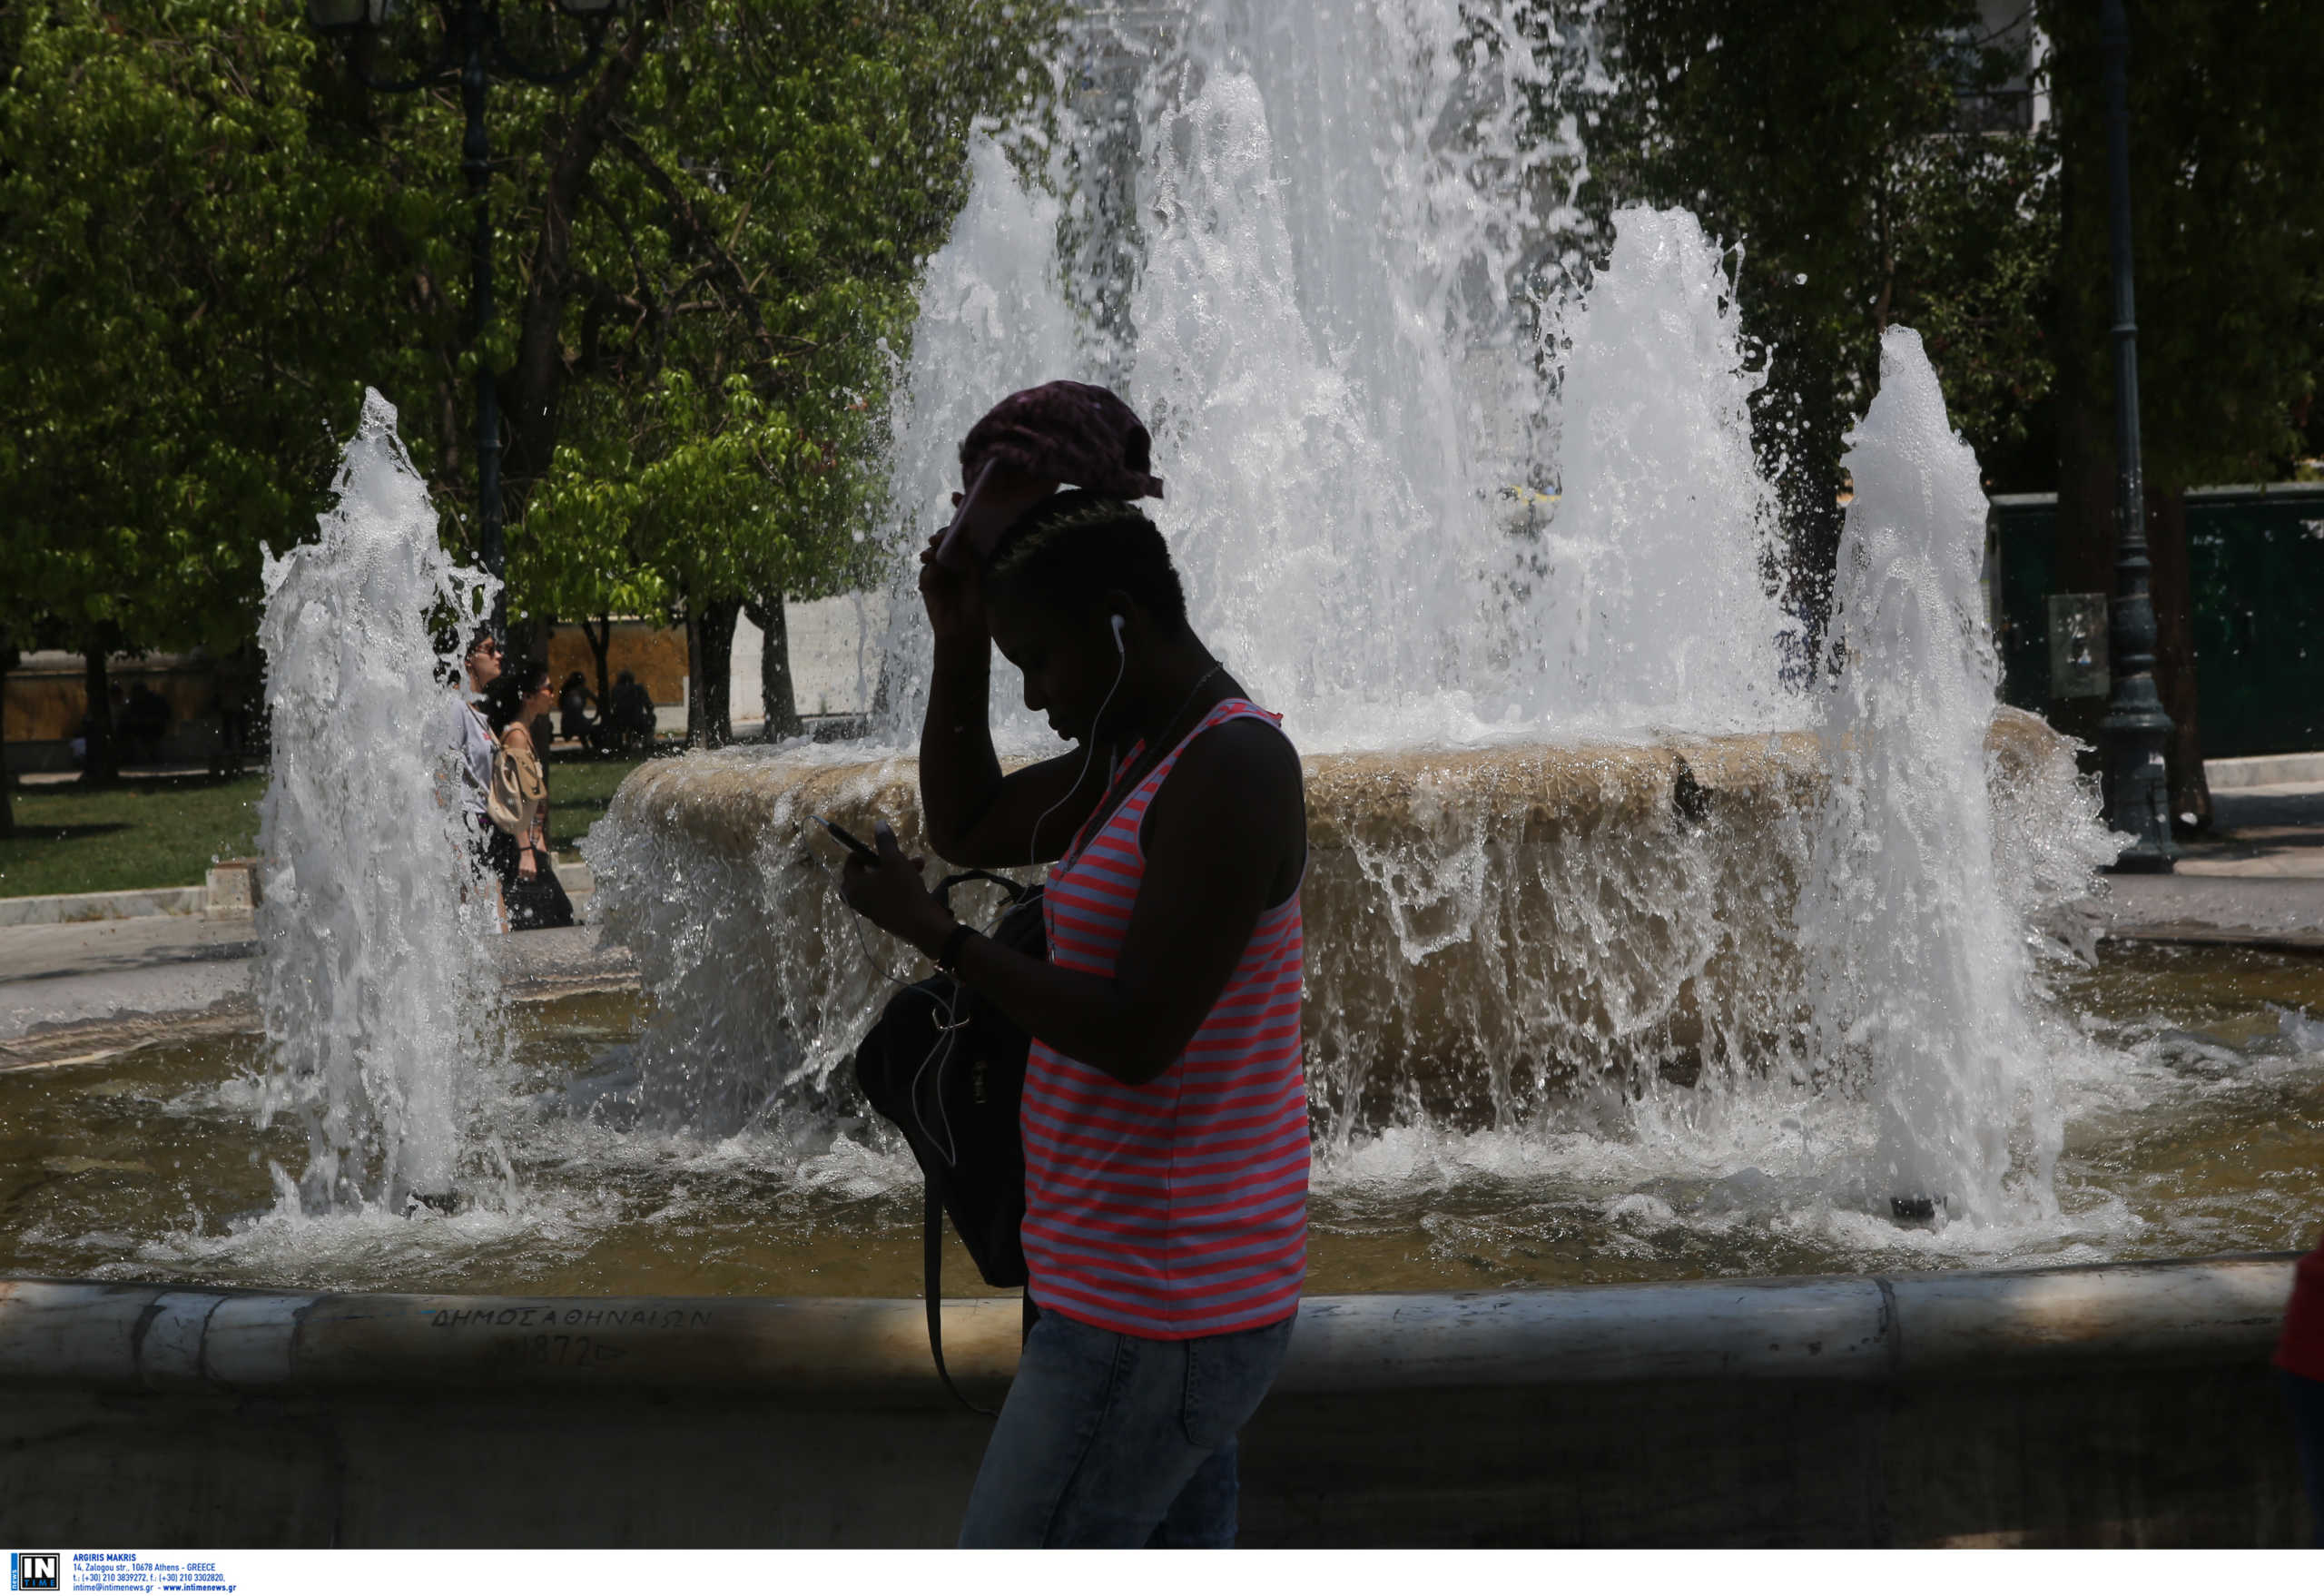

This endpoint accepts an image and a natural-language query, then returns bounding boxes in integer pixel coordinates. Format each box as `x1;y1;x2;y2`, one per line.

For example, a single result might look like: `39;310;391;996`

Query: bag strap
924;1164;996;1419
934;869;1029;913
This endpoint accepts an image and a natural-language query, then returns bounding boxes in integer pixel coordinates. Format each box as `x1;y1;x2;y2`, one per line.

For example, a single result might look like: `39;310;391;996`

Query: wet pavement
2096;782;2324;952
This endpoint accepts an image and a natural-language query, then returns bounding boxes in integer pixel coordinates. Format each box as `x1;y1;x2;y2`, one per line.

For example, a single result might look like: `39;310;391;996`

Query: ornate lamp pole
309;0;621;638
2097;0;2175;871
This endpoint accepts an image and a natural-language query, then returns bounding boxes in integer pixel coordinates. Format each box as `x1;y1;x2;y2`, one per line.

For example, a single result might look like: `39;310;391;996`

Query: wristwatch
936;921;978;974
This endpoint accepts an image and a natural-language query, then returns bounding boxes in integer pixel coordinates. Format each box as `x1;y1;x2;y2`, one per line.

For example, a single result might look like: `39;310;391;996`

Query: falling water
872;4;1799;750
583;2;2119;1229
253;389;502;1212
1798;330;2117;1222
1531;207;1797;726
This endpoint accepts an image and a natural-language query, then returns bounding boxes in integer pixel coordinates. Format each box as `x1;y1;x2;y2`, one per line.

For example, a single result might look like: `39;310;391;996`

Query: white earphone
1030;614;1131;867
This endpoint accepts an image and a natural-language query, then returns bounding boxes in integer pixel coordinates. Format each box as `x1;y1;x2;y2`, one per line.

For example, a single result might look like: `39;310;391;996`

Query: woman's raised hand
919;530;987;645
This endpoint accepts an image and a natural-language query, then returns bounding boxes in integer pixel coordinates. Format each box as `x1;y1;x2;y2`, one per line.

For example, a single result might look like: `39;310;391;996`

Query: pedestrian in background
486;661;573;931
558;672;597;749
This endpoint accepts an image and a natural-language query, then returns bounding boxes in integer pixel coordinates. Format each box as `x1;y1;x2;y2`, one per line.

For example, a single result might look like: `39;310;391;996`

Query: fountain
252;389;503;1214
582;7;2109;1230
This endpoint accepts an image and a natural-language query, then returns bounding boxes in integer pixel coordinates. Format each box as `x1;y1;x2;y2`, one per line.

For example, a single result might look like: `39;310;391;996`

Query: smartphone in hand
811;815;880;862
932;458;1000;573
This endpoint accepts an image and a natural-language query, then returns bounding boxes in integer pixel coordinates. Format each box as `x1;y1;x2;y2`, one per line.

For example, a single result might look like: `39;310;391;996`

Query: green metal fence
1989;484;2324;760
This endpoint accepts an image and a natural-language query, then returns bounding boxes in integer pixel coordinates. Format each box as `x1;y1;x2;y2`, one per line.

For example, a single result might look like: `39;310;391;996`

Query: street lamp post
2096;0;2175;872
309;0;621;639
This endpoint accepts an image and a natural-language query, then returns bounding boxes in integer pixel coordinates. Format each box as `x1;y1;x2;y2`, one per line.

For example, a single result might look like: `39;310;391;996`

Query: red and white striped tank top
1021;696;1309;1339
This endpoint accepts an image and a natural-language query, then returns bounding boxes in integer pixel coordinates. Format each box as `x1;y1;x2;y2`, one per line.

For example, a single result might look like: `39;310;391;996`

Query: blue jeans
958;1306;1296;1548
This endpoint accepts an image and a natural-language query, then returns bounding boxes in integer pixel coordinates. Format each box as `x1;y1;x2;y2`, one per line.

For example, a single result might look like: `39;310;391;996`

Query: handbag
507;844;576;931
853;869;1045;1414
486;744;530;836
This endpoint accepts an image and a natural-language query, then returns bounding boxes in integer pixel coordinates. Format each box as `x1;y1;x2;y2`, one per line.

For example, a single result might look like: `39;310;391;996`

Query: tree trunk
582;614;615;743
685;596;741;749
746;596;803;740
79;637;119;787
497;12;661;527
2145;486;2210;834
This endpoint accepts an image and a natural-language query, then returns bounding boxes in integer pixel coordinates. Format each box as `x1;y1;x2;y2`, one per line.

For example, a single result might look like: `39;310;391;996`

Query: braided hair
983;489;1188;633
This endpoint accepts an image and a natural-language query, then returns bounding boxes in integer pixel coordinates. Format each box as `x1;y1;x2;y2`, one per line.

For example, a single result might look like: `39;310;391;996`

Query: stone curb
0;1255;2292;1401
0;886;206;927
0;861;593;928
2207;751;2324;790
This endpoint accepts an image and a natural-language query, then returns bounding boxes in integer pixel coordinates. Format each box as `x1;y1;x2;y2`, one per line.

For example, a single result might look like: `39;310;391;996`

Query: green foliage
2043;0;2324;492
333;0;1058;629
1570;0;2321;605
0;0;1054;670
1879;125;2059;480
0;2;399;656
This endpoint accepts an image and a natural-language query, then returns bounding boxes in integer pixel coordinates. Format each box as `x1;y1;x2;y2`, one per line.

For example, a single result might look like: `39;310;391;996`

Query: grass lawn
0;752;655;900
0;773;266;899
541;751;657;856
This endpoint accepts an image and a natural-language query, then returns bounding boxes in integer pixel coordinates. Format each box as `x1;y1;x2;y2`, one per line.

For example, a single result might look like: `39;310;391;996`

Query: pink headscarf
958;380;1165;500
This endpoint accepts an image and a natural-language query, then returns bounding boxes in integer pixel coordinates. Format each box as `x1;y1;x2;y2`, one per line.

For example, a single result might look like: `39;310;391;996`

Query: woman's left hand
838;821;953;955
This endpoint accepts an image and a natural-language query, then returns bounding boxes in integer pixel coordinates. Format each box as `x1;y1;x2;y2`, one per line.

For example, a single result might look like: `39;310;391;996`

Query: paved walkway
2090;780;2324;952
0;909;633;1060
2173;781;2324;878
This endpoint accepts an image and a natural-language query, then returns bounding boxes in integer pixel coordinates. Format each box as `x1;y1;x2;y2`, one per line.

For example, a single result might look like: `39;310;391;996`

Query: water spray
253;389;505;1216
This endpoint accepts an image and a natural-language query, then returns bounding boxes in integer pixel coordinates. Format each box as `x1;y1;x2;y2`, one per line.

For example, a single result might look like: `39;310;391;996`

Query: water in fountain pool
3;944;2319;1295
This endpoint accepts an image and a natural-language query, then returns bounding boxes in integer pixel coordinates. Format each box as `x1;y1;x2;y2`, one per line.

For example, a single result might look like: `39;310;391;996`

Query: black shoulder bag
852;870;1044;1414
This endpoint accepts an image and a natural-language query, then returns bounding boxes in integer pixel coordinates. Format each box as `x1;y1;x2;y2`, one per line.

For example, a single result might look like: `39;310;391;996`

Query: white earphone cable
1026;617;1129;869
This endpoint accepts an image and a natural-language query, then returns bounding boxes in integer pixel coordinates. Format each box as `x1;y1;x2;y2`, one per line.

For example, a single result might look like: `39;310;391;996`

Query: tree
503;1;1046;744
2041;0;2324;832
3;0;1050;795
327;0;1052;745
0;627;16;838
0;2;421;782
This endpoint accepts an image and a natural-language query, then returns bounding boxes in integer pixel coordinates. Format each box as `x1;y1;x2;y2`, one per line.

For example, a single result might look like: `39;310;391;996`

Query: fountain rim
0;1254;2292;1406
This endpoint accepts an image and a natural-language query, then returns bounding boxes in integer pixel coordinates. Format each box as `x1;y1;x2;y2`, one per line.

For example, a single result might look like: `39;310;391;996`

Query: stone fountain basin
0;1255;2301;1545
588;708;2078;1128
